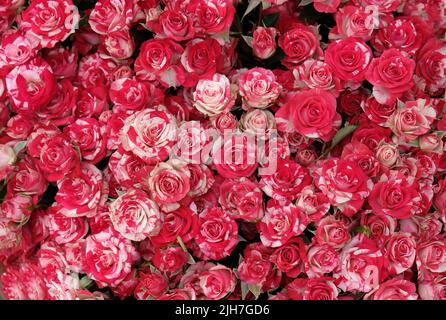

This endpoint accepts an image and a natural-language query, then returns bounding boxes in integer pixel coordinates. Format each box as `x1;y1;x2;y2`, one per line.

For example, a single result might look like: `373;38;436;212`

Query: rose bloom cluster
0;0;445;301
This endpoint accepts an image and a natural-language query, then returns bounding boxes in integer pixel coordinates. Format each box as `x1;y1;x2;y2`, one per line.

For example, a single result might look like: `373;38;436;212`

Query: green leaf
356;225;372;237
242;35;253;47
80;276;94;289
330;125;358;149
242;0;261;21
299;0;313;6
177;236;188;253
187;253;196;265
248;283;262;299
13;141;27;155
262;13;279;27
241;281;249;300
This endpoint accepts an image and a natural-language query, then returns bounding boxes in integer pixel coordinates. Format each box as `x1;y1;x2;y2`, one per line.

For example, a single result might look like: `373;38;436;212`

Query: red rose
278;23;322;69
134;270;168;300
19;0;79;48
64;118;107;164
315;215;351;249
85;227;140;288
368;171;419;219
325;37;372;84
364;278;418;300
259;199;308;248
270;237;306;277
194;207;238;260
180;38;222;87
187;0;235;35
150;205;199;247
259;158;311;201
276;89;341;142
365;49;415;104
153;246;188;273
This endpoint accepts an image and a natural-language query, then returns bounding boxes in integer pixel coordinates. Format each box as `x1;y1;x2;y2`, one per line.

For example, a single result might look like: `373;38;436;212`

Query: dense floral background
0;0;445;300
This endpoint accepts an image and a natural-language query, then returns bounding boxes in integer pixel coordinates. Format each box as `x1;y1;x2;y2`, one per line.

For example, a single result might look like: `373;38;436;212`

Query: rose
76;53;116;90
199;264;236;300
375;143;400;168
146;159;191;204
211;131;258;179
194;207;238;261
0;261;47;300
419;133;445;154
353;0;402;13
88;0;133;35
275;89;341;142
259;199;308;248
417;237;446;273
134;271;168;300
365;49;415;104
400;215;442;242
6;58;56;115
338;89;367;116
180;38;222;87
239;67;281;110
238;247;272;285
211;112;238;132
193;73;236;117
218;177;264;222
315;215;351;249
37;241;69;279
278;23;322;69
361;97;396;126
64;118;107;164
361;211;397;243
386;99;436;142
270;237;306;277
293;59;341;95
153;246;188;273
104;29;135;60
109;188;162;241
335;235;385;293
0;0;24;15
179;261;213;298
0;29;38;67
108;148;148;189
368;171;419;219
109;77;150;113
252;27;277;60
35;80;77;127
187;0;235;35
134;38;184;86
305;243;339;278
44;46;78;80
330;5;376;40
295;185;330;223
313;0;340;13
9;156;46;196
415;38;446;96
364;278;418;300
240;109;276;136
36;133;80;182
75;87;107;119
158;288;196;300
341;142;380;178
158;7;194;41
186;163;214;198
150;205;199;247
371;17;424;57
110;269;139;299
120;107;178;165
325;37;372;83
314;158;373;217
303;279;339;300
46;206;88;245
384;232;416;275
85;227;140;288
418;271;446;300
55;162;107;218
19;0;80;48
64;240;87;273
259;158;311;201
351;121;392;151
